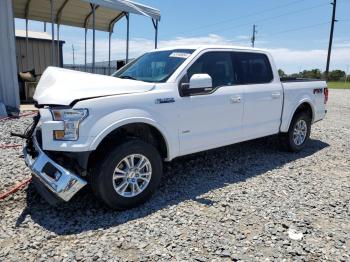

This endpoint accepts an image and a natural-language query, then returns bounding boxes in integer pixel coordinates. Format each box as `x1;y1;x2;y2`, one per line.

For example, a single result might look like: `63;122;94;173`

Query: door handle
230;95;242;103
271;92;281;99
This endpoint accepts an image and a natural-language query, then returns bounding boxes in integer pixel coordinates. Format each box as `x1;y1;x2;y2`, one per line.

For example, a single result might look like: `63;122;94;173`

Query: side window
234;52;273;84
187;52;235;88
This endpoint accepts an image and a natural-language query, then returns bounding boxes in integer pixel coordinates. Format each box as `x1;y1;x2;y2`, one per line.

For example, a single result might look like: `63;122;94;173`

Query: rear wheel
280;111;311;152
91;139;162;210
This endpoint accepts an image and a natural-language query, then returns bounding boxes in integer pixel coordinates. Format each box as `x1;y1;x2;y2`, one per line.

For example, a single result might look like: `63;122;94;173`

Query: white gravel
0;90;349;261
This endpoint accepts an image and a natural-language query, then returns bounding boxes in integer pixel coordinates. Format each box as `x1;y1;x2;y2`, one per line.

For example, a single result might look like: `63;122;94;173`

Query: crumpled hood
34;67;155;106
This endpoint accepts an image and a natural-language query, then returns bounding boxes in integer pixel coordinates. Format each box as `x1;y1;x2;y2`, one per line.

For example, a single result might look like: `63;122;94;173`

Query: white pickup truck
22;45;328;209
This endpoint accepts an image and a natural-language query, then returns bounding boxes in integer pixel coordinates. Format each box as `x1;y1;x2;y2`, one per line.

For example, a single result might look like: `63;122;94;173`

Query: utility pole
72;45;75;67
251;24;257;48
326;0;337;80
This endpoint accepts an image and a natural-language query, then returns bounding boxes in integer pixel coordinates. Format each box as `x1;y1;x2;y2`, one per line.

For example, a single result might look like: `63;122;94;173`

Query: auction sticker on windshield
169;52;191;59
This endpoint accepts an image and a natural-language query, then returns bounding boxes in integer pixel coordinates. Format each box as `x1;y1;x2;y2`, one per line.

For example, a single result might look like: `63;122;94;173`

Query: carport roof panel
13;0;160;32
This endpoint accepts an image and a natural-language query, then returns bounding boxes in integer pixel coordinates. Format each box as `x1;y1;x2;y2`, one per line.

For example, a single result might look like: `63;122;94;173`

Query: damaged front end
19;113;87;203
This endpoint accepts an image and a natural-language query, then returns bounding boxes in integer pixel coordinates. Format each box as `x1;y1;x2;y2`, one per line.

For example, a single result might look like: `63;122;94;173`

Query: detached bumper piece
23;136;87;202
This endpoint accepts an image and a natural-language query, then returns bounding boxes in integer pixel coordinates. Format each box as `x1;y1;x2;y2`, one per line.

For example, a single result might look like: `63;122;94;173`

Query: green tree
301;69;322;79
328;70;346;81
290;73;301;78
278;69;285;77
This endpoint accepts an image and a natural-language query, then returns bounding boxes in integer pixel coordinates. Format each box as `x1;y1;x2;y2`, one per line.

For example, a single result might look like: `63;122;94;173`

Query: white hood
34;67;155;105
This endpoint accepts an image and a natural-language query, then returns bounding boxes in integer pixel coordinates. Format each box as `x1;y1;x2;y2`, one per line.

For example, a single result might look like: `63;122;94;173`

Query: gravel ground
0;90;349;261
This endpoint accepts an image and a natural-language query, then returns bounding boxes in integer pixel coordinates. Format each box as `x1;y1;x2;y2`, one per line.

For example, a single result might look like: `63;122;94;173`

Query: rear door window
233;52;273;84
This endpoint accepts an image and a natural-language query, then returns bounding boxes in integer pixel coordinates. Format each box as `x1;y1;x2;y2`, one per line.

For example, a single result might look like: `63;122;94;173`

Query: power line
186;2;330;38
177;0;306;35
162;0;329;38
265;15;349;40
267;21;330;37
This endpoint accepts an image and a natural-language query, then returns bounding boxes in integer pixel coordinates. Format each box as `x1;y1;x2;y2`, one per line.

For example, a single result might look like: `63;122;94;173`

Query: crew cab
23;45;328;209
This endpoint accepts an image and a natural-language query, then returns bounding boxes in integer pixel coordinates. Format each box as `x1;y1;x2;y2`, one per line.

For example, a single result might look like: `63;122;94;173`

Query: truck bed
279;79;327;132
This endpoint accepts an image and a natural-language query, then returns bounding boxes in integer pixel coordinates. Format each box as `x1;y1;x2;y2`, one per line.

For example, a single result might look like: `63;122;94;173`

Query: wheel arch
90;118;171;160
281;99;315;133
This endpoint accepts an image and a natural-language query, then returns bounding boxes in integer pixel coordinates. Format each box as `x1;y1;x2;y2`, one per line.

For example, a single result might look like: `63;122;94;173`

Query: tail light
324;87;329;104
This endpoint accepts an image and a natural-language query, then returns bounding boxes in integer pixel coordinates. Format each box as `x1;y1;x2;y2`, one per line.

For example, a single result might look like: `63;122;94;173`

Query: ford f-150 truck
22;45;328;209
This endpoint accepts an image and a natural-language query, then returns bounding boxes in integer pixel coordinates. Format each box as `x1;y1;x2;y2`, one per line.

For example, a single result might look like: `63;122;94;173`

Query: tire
279;111;311;152
91;139;163;210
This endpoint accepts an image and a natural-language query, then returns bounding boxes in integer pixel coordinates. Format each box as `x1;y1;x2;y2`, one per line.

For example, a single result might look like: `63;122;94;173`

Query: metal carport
0;0;160;114
12;0;161;71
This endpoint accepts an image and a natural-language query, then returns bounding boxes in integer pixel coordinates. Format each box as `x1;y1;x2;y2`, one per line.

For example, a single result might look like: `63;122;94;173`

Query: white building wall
0;0;20;112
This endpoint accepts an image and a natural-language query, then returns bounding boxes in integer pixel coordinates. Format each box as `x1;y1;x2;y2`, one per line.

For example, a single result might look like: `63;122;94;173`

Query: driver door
177;51;244;156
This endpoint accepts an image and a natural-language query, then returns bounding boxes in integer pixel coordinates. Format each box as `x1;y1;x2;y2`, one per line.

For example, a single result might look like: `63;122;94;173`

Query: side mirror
189;73;212;89
180;73;213;96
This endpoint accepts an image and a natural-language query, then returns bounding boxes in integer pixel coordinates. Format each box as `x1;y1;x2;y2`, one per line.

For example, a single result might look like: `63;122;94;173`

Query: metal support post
125;13;129;63
57;23;60;66
50;0;55;66
108;31;112;74
152;19;158;49
25;19;29;69
84;28;87;72
92;4;96;73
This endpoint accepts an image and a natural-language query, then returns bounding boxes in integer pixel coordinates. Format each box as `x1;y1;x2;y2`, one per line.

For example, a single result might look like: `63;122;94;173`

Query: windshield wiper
119;75;137;80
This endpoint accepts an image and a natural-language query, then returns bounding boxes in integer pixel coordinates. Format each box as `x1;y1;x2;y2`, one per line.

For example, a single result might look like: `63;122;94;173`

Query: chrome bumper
23;136;87;202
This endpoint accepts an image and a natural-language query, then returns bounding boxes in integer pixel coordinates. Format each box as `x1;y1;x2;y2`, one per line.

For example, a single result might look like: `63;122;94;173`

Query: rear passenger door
233;52;283;139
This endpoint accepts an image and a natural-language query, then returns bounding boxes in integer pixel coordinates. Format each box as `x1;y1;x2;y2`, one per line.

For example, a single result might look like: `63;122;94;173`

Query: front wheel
91;140;163;210
279;111;311;152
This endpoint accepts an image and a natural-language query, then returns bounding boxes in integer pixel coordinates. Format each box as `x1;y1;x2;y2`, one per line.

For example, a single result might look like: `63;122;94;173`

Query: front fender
87;108;176;160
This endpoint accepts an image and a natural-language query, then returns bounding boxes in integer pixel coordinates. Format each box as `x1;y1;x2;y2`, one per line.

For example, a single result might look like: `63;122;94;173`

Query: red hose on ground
0;111;37;122
0;177;32;200
19;111;38;117
0;111;36;200
0;116;11;121
0;144;22;149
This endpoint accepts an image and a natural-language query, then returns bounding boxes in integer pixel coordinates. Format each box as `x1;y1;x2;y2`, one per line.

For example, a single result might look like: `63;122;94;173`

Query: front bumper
23;136;87;202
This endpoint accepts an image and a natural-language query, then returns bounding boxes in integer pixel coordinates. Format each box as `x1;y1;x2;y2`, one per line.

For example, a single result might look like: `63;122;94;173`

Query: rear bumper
23;136;87;202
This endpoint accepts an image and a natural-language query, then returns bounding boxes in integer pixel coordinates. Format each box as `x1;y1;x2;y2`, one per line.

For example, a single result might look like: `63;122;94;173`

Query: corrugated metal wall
0;0;20;111
16;37;64;74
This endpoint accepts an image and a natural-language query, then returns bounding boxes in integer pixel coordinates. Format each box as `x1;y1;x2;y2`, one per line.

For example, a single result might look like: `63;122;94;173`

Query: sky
15;0;350;74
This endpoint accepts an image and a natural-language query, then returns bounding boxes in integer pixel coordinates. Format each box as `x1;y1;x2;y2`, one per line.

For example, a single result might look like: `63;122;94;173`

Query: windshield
113;49;195;83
